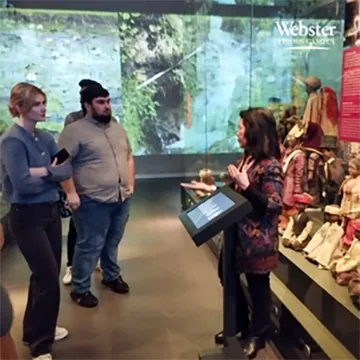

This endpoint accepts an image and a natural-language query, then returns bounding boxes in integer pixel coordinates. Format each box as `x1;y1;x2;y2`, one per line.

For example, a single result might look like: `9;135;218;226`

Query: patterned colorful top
235;156;284;274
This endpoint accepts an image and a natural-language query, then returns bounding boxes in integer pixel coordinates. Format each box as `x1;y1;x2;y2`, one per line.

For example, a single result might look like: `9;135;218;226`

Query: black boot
214;328;249;345
70;291;98;308
243;336;266;359
101;275;129;294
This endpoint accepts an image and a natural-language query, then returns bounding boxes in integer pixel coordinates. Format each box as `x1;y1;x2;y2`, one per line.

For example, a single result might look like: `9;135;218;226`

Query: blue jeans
71;196;130;294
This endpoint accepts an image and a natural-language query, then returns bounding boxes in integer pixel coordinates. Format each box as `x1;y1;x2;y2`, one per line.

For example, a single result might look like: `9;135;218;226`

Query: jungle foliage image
0;9;343;154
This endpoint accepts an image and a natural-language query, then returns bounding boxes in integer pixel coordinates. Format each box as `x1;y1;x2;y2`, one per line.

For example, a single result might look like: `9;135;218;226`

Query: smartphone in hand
51;148;70;165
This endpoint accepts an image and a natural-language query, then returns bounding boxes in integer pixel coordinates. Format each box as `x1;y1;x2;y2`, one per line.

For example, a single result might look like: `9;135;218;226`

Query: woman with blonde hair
0;83;72;360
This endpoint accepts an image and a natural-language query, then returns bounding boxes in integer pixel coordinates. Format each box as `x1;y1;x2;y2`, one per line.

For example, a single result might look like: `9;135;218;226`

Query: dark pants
218;249;271;336
9;202;62;357
66;217;77;267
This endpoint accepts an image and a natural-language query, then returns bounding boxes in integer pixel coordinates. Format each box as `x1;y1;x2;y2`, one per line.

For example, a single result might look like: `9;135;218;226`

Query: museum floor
1;178;280;360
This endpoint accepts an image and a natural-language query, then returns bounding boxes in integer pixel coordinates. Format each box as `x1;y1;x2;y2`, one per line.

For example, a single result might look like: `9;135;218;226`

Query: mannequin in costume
304;205;344;269
282;193;314;251
320;136;345;205
339;158;360;246
303;76;322;130
302;122;325;206
285;77;321;140
279;134;307;231
330;220;360;286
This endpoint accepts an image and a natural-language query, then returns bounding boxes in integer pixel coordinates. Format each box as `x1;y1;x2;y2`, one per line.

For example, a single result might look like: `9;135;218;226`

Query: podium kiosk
179;185;253;360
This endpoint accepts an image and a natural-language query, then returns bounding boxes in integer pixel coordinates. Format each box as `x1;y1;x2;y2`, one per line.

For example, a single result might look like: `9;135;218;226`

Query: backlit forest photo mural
0;9;343;154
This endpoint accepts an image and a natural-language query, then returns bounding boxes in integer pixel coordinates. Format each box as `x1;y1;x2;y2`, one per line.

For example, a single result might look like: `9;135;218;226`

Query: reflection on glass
249;17;343;121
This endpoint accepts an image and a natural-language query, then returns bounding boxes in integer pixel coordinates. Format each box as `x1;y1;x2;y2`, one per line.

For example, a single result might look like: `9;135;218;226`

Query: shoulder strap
282;149;303;174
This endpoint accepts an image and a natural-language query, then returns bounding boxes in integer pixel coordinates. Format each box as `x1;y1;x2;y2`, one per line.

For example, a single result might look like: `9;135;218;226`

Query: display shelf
180;186;359;360
279;243;359;319
275;244;359;359
270;272;354;360
275;210;359;359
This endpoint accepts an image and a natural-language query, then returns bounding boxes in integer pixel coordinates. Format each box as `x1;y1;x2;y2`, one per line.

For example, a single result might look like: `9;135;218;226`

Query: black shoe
243;336;266;359
102;276;129;294
70;291;98;308
214;329;249;345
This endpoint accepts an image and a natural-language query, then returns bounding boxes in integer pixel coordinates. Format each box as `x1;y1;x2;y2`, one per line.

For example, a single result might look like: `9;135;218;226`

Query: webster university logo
275;21;338;50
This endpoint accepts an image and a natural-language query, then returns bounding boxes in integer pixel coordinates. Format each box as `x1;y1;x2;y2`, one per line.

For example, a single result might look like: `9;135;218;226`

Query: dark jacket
292;212;310;237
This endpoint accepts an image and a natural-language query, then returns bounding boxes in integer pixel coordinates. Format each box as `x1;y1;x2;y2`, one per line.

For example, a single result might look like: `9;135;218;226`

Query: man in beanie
58;85;135;308
64;79;101;126
62;79;103;286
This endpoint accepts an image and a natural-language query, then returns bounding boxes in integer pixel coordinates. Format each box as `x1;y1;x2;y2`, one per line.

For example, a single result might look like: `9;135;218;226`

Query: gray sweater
0;124;72;204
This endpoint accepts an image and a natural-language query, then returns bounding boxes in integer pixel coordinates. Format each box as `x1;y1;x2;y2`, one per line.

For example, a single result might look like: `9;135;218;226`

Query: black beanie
81;85;109;105
78;79;101;88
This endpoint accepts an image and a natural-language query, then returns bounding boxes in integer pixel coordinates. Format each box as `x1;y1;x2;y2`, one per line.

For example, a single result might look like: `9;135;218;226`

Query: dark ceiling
7;0;344;19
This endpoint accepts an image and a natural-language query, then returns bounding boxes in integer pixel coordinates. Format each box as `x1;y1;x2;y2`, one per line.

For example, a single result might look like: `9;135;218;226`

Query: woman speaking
182;107;283;359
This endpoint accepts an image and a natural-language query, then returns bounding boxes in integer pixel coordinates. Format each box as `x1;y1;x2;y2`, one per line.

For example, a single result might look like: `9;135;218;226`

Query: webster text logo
275;21;337;50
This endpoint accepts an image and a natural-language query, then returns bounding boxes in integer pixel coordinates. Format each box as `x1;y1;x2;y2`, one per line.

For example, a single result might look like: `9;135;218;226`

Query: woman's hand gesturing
227;157;254;190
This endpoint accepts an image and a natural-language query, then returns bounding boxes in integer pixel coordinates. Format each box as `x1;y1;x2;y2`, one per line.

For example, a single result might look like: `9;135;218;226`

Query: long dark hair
239;107;281;160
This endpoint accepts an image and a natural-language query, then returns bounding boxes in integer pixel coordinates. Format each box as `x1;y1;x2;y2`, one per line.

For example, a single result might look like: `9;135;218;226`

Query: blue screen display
187;192;235;229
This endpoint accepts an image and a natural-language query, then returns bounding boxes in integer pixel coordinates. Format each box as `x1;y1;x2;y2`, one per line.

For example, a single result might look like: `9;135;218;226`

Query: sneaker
102;276;129;294
70;291;98;308
24;326;68;346
55;326;68;341
33;354;52;360
62;267;72;285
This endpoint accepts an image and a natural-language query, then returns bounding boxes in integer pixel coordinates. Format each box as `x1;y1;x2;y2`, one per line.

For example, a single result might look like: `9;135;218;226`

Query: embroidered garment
304;222;330;254
340;176;360;246
332;239;360;275
303;148;324;206
282;148;307;208
305;222;344;269
340;176;360;215
235;157;283;274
